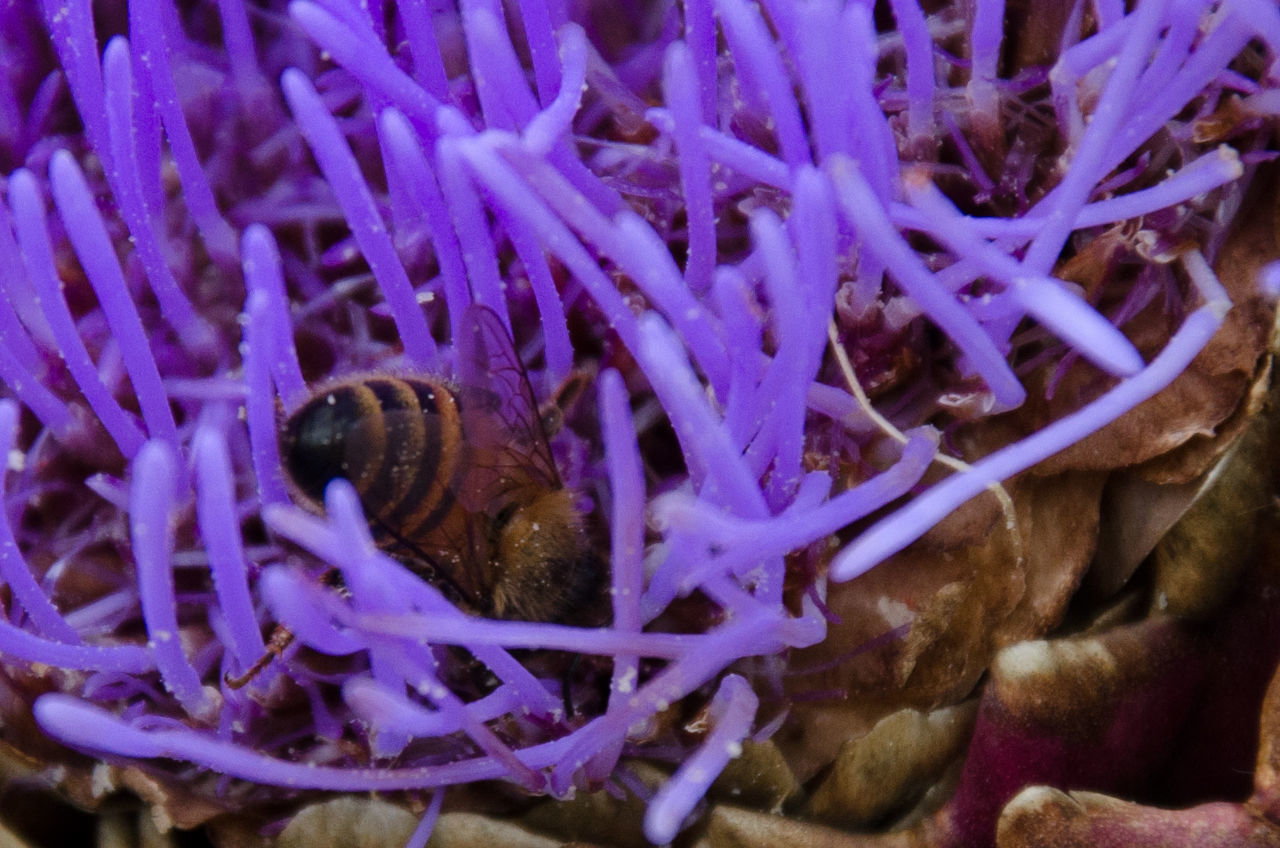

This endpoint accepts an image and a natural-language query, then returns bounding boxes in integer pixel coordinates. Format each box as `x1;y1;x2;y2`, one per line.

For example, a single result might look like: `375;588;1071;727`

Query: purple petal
885;0;934;144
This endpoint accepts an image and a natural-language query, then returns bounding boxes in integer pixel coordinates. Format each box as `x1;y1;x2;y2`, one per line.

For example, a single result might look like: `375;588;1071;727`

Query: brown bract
996;789;1280;848
805;702;977;830
778;469;1104;785
753;172;1280;848
1034;174;1277;478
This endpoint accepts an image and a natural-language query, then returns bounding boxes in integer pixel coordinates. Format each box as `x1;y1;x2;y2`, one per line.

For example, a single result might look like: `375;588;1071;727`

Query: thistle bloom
0;0;1276;845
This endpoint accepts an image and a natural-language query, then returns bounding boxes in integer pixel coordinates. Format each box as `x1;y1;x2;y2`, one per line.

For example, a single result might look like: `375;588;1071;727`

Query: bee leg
224;625;296;689
539;368;595;437
538;404;564;441
562;652;583;719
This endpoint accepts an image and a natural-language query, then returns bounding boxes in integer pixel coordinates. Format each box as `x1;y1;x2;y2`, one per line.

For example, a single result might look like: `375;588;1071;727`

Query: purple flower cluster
0;0;1276;843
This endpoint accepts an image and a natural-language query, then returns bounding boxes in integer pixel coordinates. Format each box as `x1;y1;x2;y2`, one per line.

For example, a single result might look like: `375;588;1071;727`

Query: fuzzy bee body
277;309;601;624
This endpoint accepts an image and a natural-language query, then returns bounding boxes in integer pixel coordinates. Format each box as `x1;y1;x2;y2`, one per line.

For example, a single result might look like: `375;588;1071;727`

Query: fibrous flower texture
0;0;1277;844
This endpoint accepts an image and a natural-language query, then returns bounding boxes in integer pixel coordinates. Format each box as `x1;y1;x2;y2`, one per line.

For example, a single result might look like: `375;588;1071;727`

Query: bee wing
454;304;562;515
357;408;491;612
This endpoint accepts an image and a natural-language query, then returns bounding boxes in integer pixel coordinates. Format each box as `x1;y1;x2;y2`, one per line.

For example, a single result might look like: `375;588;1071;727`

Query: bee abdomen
381;379;466;541
280;377;462;535
281;383;377;504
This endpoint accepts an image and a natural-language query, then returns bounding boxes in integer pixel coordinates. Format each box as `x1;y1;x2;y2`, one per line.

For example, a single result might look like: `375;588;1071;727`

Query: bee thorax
490;490;592;621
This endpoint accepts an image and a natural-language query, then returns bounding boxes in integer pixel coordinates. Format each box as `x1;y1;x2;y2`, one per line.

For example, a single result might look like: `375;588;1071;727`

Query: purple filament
242;291;290;508
260;500;573;715
241;225;307;406
456;142;643;353
634;314;767;519
288;2;440;126
901;172;1143;377
789;3;848;162
128;0;239;264
0;201;56;356
715;0;810;167
967;0;1005;130
8;169;147;458
891;146;1245;240
434;134;511;330
658;431;937;595
258;566;365;656
0;617;152;674
750;208;824;498
600;370;645;638
522;24;587;157
100;37;216;358
461;4;536;131
681;0;717;122
827;156;1026;408
713;268;767;447
587;369;646;782
131;440;216;719
662;41;716;293
281;67;438;368
405;790;445;848
344;677;526;738
192;425;268;676
0;311;71;438
612;211;731;391
396;1;450;101
514;0;560;106
0;402;79;642
213;0;263;100
34;695;530;789
37;0;112;178
1022;0;1169;276
376;108;473;349
547;611;783;796
644;674;758;844
495;203;573;386
47;149;180;447
885;0;935;145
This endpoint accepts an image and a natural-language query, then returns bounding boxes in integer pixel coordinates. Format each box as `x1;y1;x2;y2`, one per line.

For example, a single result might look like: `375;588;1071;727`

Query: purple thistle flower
0;0;1274;844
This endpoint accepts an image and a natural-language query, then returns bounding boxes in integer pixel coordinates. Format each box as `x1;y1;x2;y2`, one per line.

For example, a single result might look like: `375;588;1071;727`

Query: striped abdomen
280;376;467;547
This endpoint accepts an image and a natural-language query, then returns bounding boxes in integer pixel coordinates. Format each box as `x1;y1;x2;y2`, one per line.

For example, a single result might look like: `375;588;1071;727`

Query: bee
227;306;601;688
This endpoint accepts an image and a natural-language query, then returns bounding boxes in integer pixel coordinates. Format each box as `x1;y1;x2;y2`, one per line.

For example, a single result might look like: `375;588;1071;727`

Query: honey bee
227;306;601;687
